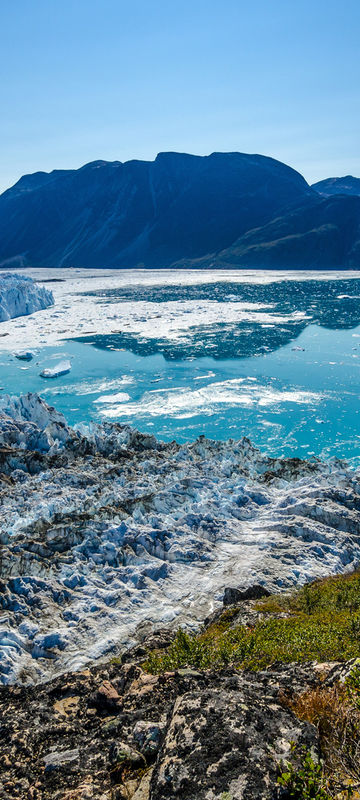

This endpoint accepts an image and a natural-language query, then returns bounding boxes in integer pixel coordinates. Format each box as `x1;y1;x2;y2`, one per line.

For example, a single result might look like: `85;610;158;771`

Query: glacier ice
14;351;34;361
1;392;360;685
0;273;54;322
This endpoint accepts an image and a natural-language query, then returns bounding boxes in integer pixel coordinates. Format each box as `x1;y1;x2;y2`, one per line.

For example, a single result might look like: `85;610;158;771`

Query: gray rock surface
223;584;271;605
0;642;340;800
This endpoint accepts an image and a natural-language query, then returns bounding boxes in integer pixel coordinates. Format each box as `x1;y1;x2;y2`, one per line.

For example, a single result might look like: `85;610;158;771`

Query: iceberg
14;351;34;361
0;273;54;322
40;359;71;379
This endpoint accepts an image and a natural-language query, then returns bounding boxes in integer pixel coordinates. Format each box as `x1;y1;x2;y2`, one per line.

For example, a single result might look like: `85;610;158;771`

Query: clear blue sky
1;0;359;192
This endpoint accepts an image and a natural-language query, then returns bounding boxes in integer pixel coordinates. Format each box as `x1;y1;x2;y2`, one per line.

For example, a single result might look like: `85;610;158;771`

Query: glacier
1;393;360;685
0;273;54;323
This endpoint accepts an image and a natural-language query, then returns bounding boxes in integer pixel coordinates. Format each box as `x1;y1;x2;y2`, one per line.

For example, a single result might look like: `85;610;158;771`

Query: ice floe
14;351;34;361
98;380;321;420
40;360;71;379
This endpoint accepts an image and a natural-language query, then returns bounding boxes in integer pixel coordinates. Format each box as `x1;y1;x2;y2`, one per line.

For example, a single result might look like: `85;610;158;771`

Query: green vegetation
285;665;360;798
143;571;360;797
143;571;360;674
277;745;330;800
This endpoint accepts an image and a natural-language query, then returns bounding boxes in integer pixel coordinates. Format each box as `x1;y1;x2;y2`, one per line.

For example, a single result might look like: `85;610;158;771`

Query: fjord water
2;273;360;465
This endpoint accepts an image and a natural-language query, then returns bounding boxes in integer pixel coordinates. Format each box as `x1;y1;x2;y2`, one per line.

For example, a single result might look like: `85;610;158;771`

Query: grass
143;570;360;674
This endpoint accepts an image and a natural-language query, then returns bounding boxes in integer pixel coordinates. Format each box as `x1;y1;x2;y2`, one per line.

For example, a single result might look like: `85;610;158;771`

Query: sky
0;0;359;193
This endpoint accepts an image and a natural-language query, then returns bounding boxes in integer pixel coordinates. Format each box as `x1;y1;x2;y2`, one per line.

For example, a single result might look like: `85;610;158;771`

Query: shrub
285;665;360;797
277;745;330;799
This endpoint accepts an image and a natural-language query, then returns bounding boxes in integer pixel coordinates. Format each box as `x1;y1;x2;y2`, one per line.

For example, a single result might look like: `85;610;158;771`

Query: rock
109;741;145;767
150;677;318;800
91;680;120;710
0;641;350;800
121;628;176;664
108;742;146;785
132;768;154;799
133;720;166;756
120;668;160;700
223;584;271;605
53;695;80;717
43;748;79;772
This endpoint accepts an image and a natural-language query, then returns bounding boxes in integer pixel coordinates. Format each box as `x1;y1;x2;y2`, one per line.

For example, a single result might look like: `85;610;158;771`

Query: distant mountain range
0;151;359;269
311;176;360;197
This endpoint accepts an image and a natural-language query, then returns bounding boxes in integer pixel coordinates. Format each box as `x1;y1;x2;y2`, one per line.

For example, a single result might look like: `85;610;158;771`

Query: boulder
223;584;271;605
150;675;318;799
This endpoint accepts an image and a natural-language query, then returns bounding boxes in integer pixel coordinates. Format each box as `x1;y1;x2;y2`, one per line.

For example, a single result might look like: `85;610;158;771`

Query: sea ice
0;267;357;353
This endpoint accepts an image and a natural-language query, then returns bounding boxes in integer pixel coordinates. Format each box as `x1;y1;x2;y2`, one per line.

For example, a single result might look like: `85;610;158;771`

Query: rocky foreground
0;595;356;800
2;393;360;685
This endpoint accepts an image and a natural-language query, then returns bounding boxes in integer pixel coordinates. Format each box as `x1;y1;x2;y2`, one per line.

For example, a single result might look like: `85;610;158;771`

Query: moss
257;571;360;616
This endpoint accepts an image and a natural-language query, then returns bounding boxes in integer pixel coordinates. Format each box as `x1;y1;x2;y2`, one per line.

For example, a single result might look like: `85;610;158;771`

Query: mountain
202;195;360;269
312;175;360;197
1;152;360;270
0;152;315;268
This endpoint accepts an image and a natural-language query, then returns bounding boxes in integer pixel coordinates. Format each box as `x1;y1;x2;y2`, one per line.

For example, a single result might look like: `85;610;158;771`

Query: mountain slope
312;175;360;197
0;152;314;268
204;195;360;269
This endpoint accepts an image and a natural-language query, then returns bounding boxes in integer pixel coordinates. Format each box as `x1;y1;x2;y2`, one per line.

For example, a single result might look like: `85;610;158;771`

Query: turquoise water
2;276;360;464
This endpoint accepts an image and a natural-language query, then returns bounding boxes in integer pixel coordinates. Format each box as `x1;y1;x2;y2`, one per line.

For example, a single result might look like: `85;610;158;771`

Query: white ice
0;268;359;352
0;273;53;323
1;392;360;685
40;359;72;378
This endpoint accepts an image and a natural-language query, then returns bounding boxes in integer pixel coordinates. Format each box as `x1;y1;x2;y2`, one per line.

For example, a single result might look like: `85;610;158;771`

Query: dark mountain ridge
0;151;315;269
202;194;360;269
312;175;360;197
0;151;359;269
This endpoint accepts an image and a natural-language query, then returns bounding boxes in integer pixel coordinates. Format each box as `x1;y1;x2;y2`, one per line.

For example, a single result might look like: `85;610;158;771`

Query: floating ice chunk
40;360;71;379
94;392;131;404
14;351;34;361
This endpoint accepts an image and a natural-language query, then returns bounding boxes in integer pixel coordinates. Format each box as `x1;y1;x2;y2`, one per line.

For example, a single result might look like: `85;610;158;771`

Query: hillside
1;571;360;799
201;194;360;269
0;152;314;268
312;175;360;197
